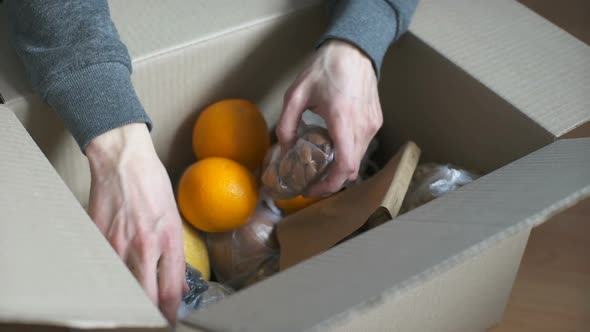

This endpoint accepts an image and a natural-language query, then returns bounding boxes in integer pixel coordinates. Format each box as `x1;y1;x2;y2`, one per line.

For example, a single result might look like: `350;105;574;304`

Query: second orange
193;99;270;171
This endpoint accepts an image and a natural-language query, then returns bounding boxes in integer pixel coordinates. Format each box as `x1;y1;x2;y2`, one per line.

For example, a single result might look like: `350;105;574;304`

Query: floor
490;198;590;332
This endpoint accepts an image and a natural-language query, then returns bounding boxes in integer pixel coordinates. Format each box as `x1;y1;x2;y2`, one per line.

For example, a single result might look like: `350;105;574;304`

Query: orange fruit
275;195;323;215
178;157;259;232
193;99;270;171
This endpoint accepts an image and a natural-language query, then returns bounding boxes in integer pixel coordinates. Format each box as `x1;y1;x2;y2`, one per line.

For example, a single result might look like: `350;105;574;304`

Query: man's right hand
276;40;383;197
86;123;188;323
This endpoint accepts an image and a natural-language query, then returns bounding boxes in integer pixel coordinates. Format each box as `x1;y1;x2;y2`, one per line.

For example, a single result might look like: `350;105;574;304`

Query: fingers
276;85;308;150
106;210;134;260
306;110;360;197
127;221;185;324
157;221;185;323
86;137;189;324
127;232;160;305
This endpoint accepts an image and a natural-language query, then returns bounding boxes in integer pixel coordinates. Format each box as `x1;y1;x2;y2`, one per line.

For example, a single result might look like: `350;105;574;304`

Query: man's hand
277;40;383;197
86;123;187;323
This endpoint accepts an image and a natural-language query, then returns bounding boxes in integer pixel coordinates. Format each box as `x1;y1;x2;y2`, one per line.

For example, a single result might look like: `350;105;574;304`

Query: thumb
276;87;308;150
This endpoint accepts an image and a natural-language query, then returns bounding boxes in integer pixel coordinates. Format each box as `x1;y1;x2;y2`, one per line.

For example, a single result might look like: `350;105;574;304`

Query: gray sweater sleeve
319;0;419;75
5;0;152;151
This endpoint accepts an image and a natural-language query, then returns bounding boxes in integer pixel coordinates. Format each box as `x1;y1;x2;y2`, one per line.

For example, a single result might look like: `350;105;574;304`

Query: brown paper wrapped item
277;142;421;270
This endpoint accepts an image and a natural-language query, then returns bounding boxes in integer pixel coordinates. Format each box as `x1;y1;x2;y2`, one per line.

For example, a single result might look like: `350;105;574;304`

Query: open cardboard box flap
179;138;590;332
2;103;588;331
409;0;590;139
0;108;167;331
1;0;589;331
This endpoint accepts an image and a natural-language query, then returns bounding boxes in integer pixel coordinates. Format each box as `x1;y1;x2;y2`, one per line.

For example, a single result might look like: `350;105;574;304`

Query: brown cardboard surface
0;109;166;330
184;138;590;331
110;0;322;61
0;0;589;331
380;33;555;174
410;0;590;138
327;228;530;332
277;142;420;270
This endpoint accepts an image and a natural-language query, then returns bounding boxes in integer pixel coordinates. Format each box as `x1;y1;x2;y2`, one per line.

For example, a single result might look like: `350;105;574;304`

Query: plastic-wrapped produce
401;163;479;213
177;264;235;321
241;255;280;288
196;282;234;310
207;201;281;289
262;126;334;199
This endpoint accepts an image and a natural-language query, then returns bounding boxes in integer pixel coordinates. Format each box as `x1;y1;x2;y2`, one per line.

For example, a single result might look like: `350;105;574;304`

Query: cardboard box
0;0;588;331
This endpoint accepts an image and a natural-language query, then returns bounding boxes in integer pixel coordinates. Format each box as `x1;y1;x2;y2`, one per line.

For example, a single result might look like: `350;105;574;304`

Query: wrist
320;39;374;73
86;123;155;170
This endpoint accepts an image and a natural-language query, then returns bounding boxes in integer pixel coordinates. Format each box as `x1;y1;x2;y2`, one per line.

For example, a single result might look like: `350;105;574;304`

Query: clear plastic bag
196;281;234;310
177;264;234;320
401;163;479;213
241;255;280;288
207;201;281;289
262;125;334;199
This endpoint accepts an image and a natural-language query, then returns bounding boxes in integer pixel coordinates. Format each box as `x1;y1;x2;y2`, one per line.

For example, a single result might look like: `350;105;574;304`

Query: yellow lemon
182;220;210;280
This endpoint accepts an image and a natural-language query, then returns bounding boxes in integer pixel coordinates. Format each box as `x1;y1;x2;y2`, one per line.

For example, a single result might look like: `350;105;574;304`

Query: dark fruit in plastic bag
207;202;280;287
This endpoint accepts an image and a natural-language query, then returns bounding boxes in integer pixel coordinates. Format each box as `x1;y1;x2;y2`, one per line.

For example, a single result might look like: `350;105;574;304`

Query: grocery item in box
207;201;281;289
277;142;421;270
401;163;479;213
262;125;334;199
177;265;235;321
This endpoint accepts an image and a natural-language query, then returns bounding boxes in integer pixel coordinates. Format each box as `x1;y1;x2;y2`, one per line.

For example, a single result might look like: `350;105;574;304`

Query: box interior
146;22;559;188
3;0;587;207
375;33;554;175
1;1;589;331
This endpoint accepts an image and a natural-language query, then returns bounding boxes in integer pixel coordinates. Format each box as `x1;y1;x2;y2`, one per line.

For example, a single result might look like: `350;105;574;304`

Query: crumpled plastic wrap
177;264;234;321
207;201;281;289
262;125;334;199
401;163;479;213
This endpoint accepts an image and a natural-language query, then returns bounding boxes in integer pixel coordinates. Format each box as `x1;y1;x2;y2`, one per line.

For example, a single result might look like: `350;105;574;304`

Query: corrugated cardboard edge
182;139;590;331
113;0;323;63
318;227;531;332
317;139;590;332
411;0;590;138
0;107;167;330
316;163;590;330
